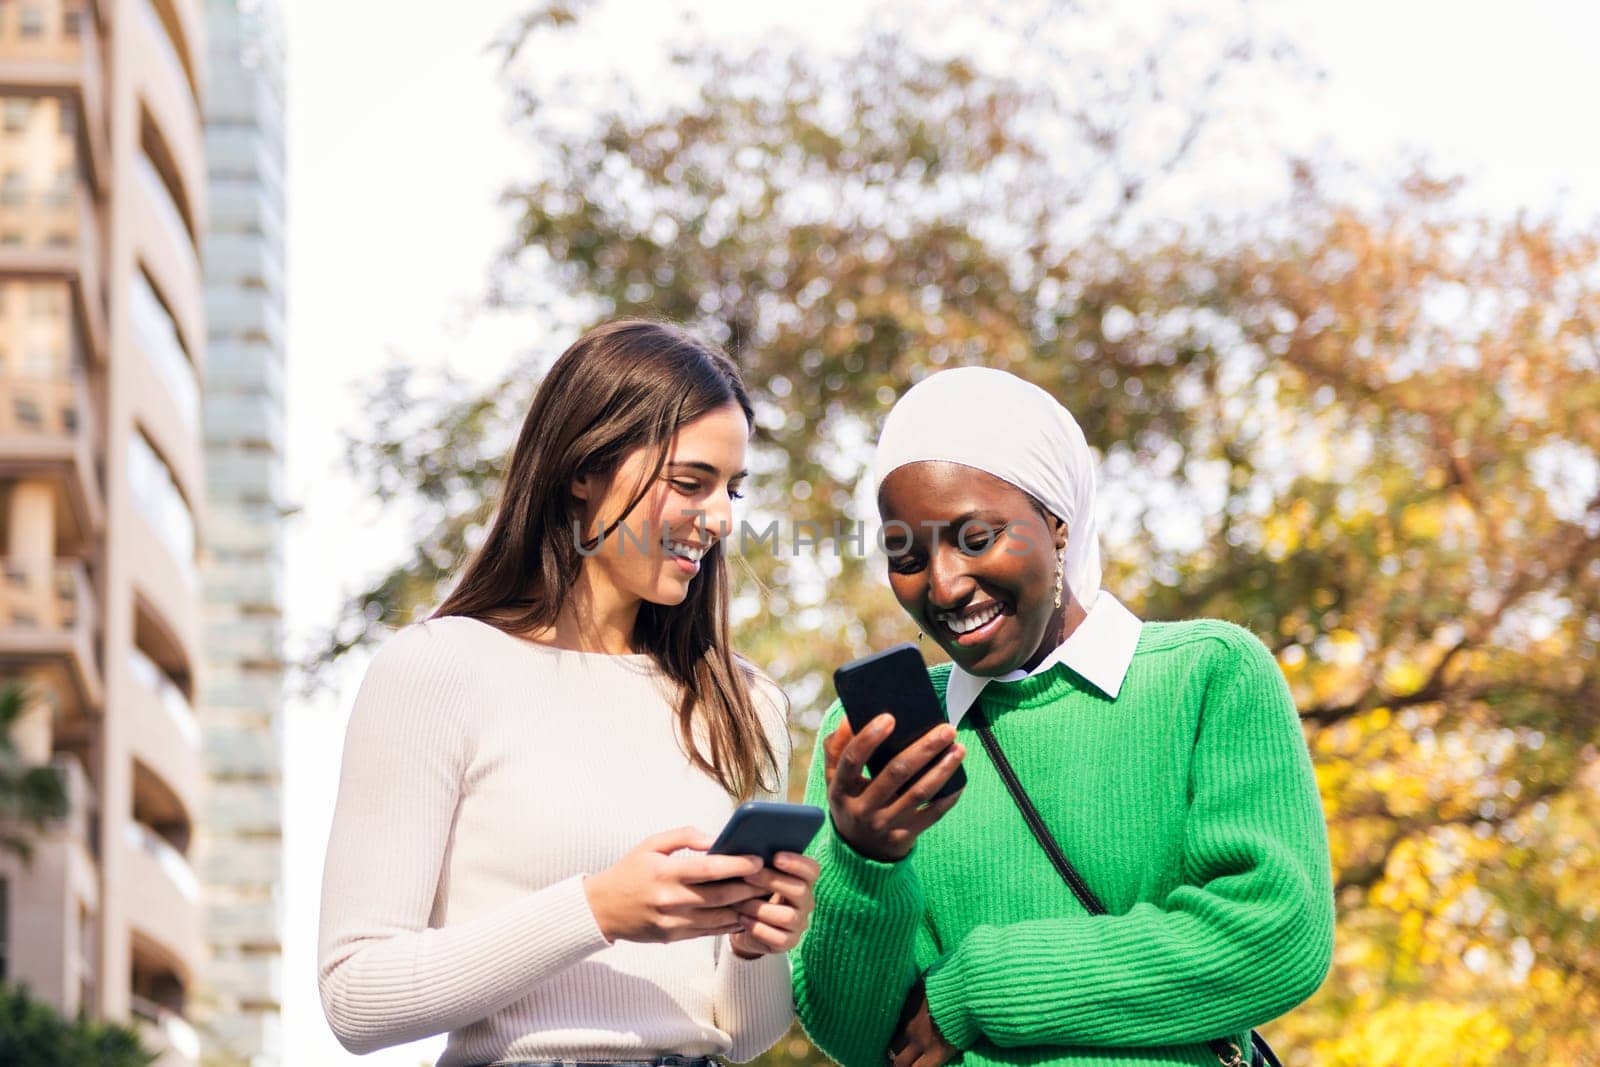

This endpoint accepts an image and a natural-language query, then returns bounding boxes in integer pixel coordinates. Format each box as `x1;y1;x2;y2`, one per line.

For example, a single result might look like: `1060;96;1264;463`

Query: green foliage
0;683;68;860
314;5;1600;1063
0;983;155;1067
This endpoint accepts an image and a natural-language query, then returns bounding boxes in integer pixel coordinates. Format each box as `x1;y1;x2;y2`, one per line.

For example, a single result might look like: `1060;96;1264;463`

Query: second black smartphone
709;801;825;865
833;643;966;801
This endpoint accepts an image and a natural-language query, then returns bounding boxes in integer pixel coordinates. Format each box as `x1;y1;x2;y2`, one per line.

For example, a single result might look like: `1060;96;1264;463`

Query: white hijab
872;366;1103;610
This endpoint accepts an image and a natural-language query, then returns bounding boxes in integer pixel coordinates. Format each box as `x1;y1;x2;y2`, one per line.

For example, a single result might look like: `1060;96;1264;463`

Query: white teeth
941;604;1001;635
668;541;706;562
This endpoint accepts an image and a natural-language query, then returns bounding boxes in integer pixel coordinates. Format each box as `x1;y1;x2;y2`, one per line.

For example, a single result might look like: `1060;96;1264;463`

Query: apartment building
0;0;210;1062
196;0;284;1063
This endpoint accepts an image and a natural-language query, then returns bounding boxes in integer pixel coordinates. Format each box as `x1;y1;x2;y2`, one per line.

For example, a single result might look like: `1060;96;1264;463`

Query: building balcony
0;367;105;542
126;646;200;825
147;0;201;98
205;231;285;296
200;1009;281;1066
0;186;108;364
208;177;285;248
132;155;202;370
129;327;203;508
129;508;200;681
0;557;103;711
131;995;200;1067
137;148;198;283
130;913;199;1067
124;819;201;983
134;0;203;234
0;0;109;189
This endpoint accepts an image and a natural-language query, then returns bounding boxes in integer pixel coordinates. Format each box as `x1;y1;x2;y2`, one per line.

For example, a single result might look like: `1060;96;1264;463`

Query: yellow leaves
1262;510;1301;562
1398;500;1443;542
1382;657;1427;694
1380;773;1432;820
1312;1001;1513;1067
1326;628;1364;659
1372;840;1434;914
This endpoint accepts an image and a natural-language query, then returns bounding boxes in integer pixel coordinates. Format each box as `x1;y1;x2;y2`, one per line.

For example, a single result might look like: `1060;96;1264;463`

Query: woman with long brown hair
318;320;817;1066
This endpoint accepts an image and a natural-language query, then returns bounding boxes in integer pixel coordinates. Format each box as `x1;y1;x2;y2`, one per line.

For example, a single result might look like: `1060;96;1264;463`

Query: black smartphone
708;801;825;865
833;642;966;801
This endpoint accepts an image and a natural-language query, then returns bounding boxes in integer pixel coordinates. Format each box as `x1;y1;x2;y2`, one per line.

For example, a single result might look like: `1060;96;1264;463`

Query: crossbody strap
967;707;1258;1067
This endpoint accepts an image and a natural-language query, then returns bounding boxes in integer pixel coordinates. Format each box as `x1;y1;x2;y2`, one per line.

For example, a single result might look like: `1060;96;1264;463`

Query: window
62;1;83;37
18;3;44;37
2;97;30;133
0;169;23;205
24;345;57;374
47;166;73;205
14;395;42;428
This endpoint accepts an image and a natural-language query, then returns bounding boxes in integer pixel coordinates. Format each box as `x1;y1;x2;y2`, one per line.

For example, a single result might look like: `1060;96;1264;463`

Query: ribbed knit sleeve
792;702;929;1067
922;626;1334;1051
715;669;802;1062
317;623;611;1054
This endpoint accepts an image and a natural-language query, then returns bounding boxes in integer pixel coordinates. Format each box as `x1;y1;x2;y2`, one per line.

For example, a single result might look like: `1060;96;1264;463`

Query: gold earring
1053;556;1064;610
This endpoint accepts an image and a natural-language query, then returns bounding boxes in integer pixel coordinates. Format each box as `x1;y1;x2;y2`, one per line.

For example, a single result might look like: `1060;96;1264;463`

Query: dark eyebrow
668;461;749;480
946;510;1012;532
878;511;1013;547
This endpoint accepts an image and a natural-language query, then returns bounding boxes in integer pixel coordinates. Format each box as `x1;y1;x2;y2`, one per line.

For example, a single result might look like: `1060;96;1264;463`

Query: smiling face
573;401;750;610
878;461;1068;677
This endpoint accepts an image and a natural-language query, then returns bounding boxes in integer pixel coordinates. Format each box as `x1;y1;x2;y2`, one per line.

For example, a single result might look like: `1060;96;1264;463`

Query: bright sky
279;2;1600;1063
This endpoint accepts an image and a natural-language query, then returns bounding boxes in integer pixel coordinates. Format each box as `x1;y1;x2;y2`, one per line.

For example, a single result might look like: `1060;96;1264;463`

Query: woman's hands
583;826;820;955
728;850;822;959
890;979;959;1067
584;826;767;943
824;714;966;862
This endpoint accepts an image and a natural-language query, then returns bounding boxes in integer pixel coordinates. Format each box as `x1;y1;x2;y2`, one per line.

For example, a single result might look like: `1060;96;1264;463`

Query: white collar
943;593;1142;725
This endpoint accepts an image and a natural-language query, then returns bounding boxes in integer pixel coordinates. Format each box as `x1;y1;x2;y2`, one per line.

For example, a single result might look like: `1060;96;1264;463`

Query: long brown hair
434;319;779;799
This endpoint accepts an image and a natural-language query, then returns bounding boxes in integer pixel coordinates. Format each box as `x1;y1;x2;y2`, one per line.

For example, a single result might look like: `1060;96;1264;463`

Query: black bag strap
968;706;1272;1067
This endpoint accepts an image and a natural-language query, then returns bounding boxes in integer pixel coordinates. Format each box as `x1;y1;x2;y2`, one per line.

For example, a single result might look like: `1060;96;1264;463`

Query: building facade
0;1;277;1063
195;0;284;1063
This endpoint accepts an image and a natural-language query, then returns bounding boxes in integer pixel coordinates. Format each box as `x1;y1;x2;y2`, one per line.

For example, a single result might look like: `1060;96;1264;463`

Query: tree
0;982;155;1067
313;5;1600;1064
0;683;68;860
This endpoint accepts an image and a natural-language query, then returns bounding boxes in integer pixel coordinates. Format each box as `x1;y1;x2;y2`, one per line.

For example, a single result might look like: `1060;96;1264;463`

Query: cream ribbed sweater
318;616;794;1066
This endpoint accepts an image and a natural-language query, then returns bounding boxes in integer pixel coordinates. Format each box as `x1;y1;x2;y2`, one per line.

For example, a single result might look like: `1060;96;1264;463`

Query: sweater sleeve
791;702;929;1067
923;629;1335;1051
715;669;801;1062
317;623;611;1054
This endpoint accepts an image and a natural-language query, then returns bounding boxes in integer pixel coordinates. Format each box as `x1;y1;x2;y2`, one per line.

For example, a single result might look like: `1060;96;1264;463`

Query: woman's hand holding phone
583;826;768;944
727;850;822;959
824;714;966;863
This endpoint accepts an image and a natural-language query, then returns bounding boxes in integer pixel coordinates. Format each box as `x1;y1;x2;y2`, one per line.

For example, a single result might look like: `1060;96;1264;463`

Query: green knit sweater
792;619;1334;1067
